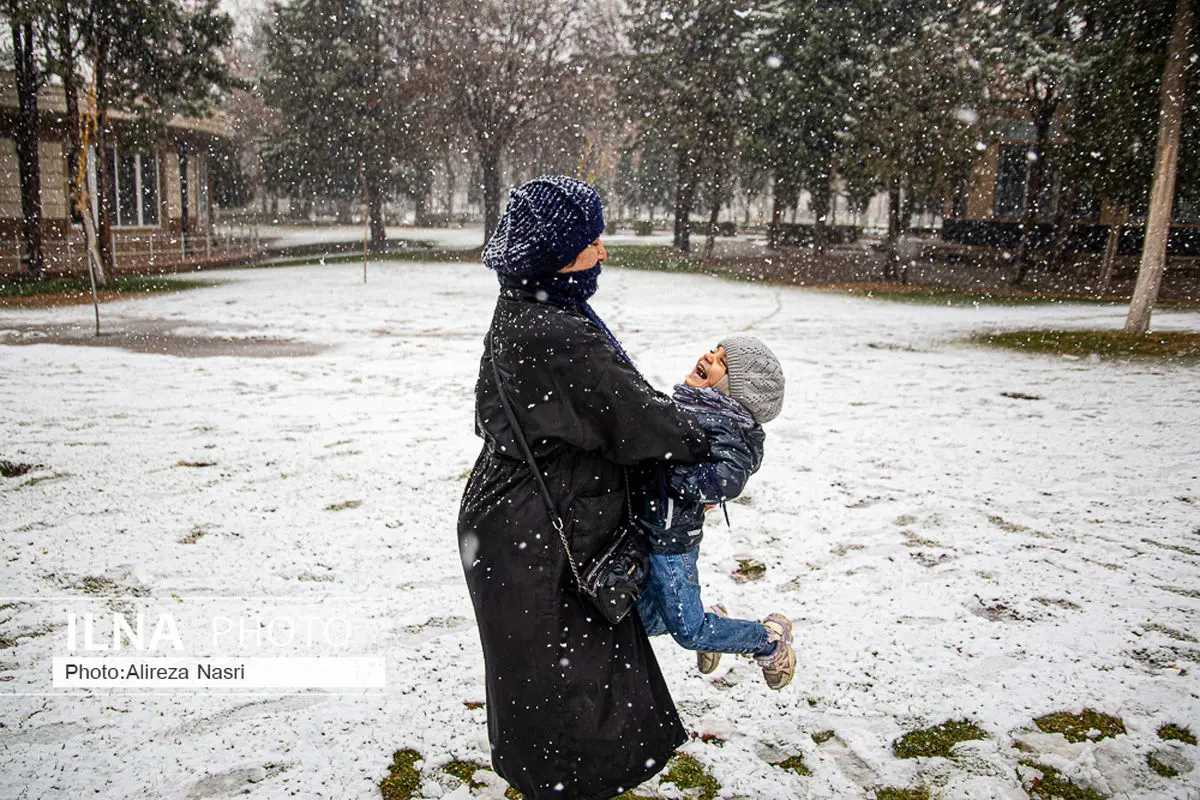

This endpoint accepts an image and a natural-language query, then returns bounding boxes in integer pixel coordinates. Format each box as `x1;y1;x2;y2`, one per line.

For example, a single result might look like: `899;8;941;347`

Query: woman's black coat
458;286;709;800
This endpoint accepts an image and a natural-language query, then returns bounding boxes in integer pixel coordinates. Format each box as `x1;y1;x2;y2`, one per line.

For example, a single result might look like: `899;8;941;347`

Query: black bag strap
487;334;587;590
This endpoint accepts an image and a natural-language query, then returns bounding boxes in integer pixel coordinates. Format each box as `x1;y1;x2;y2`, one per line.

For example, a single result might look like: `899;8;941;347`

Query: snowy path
1;262;1198;799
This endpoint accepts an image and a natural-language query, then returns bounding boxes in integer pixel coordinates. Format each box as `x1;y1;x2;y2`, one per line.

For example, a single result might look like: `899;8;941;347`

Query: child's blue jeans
637;547;771;656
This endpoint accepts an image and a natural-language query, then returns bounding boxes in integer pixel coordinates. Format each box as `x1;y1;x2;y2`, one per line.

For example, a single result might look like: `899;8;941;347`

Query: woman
458;176;709;800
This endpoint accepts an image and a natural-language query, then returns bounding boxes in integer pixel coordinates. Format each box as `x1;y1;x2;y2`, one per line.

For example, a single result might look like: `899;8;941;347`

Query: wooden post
1126;0;1192;334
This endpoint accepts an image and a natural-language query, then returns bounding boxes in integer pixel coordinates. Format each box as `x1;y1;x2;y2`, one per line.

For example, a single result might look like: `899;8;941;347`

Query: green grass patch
1147;752;1180;778
1033;709;1126;743
973;329;1200;360
893;719;988;759
1158;723;1197;745
774;755;811;776
875;788;930;800
442;760;489;789
660;754;720;800
1021;761;1107;799
842;286;1126;307
812;730;836;744
252;246;479;270
732;558;767;583
605;245;700;274
0;275;216;299
379;749;422;800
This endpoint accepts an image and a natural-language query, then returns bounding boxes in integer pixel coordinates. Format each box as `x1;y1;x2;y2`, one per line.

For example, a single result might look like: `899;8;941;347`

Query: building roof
0;70;233;139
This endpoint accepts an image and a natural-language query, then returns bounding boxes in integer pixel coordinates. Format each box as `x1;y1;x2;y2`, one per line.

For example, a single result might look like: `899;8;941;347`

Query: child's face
684;345;728;388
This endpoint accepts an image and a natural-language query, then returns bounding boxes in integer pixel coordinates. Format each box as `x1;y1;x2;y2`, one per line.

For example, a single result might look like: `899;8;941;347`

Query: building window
993;144;1060;220
1174;196;1199;224
994;145;1029;218
92;147;160;227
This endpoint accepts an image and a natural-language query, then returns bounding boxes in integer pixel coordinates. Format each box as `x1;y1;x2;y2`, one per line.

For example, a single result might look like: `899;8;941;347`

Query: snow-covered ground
1;261;1198;799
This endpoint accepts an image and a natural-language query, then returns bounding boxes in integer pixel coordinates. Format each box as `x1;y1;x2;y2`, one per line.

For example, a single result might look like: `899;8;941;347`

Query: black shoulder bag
488;335;651;625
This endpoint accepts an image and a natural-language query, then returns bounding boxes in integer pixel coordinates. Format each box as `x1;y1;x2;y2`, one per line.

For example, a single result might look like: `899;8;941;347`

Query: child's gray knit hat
718;335;785;423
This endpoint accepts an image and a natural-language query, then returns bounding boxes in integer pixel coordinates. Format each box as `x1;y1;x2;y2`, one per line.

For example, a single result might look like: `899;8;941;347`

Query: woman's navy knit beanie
483;175;605;279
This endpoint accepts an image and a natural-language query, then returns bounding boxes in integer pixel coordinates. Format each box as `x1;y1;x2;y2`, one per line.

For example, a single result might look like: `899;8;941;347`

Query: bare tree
432;0;584;243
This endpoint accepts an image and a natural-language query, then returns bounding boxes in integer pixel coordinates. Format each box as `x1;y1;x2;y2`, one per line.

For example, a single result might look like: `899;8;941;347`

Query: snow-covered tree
261;0;428;245
978;0;1096;284
747;0;871;253
430;0;586;243
851;1;983;275
623;0;752;252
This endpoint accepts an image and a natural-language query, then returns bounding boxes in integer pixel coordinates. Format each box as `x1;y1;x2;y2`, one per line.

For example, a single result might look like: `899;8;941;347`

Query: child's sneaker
696;604;729;674
754;613;795;690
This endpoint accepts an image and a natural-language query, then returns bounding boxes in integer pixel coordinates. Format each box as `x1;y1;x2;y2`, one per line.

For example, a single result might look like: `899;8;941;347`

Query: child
635;335;794;689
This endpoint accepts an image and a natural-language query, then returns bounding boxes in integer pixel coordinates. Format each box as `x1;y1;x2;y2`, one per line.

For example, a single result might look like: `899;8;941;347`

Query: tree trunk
444;157;455;218
673;146;696;253
414;191;428;227
94;36;114;285
1127;0;1192;334
1045;182;1077;274
900;175;915;235
481;144;502;246
413;164;432;227
178;146;190;252
57;0;81;228
703;194;720;260
57;10;85;282
1012;100;1056;285
11;13;45;279
811;169;832;256
703;157;726;259
768;174;786;250
364;170;386;247
885;180;901;281
1097;197;1129;295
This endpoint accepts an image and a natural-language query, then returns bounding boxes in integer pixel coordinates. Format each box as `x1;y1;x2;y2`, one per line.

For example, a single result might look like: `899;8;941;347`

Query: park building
944;119;1200;258
0;69;258;276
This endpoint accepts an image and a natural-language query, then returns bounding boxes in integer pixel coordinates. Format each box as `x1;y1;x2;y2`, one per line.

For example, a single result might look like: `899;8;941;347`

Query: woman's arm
493;304;709;466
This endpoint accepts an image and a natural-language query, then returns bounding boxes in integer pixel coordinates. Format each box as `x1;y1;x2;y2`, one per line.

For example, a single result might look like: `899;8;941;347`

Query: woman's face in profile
685;345;728;388
558;238;607;273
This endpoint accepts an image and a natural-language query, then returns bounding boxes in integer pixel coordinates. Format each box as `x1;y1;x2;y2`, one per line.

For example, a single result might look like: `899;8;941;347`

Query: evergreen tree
853;0;983;276
979;0;1094;284
623;0;751;252
261;0;424;246
10;0;238;283
748;0;871;252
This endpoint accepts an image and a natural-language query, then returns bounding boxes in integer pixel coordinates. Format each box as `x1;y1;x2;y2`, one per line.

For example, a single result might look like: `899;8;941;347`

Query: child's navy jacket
634;399;766;555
